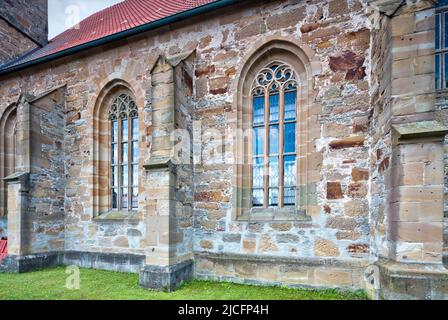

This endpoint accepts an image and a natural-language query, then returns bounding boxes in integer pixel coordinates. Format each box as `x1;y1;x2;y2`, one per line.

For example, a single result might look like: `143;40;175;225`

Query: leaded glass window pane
253;96;265;125
284;91;296;121
112;189;118;209
132;118;138;140
112;166;118;188
132;188;138;209
269;125;279;155
269;188;279;207
122;165;128;187
444;12;448;48
252;188;264;207
284;187;296;206
122;119;128;142
284;155;296;187
112;144;118;165
251;62;298;208
253;158;264;189
437;13;441;50
436;6;448;91
284;155;296;206
132;142;138;162
122;188;128;209
284;123;296;154
436;54;441;90
122;143;128;164
132;165;138;186
253;127;264;156
269;94;279;123
444;53;448;88
108;94;139;211
269;156;279;187
112;121;118;143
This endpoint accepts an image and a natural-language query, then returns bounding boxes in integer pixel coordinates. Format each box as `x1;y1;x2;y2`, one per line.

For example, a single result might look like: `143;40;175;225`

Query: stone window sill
93;210;141;223
237;207;311;222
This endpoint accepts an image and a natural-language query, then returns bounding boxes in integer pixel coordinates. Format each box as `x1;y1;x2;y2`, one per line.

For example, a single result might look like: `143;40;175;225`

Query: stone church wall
0;0;373;287
27;90;67;253
1;0;446;295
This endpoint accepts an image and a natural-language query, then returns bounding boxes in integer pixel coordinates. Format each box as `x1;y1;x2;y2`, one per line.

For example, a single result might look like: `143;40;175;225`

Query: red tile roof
0;0;223;73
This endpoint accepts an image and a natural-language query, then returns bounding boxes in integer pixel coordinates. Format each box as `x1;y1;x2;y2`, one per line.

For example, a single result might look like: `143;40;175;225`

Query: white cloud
48;0;123;39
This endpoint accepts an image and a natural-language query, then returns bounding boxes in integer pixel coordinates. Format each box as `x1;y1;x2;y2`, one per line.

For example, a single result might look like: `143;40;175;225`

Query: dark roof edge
0;0;241;76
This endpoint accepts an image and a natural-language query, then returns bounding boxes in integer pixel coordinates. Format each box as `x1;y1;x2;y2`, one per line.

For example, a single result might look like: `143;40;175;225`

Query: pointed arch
232;39;321;219
92;79;139;216
0;103;18;218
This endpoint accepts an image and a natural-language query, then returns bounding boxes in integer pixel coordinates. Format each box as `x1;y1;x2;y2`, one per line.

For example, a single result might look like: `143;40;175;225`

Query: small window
108;94;139;211
436;1;448;90
251;63;298;208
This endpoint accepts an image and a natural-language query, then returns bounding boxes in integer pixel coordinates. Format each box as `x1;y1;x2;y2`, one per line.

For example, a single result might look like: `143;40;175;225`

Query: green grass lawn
0;267;367;300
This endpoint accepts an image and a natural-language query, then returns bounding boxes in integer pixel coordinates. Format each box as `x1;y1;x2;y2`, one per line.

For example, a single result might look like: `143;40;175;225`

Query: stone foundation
377;262;448;300
63;251;145;273
139;260;194;292
0;251;145;274
0;252;62;273
194;252;369;290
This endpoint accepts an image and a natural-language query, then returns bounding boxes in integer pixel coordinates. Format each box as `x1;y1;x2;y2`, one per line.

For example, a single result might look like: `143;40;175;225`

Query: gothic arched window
108;94;139;210
0;105;17;218
251;62;298;208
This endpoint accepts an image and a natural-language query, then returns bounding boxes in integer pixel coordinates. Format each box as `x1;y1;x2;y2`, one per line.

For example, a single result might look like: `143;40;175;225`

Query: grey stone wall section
0;0;47;45
63;251;145;273
0;252;62;273
0;251;145;273
0;18;37;65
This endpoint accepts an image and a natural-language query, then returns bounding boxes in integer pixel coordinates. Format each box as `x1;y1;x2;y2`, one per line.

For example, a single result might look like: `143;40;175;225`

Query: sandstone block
347;182;367;198
351;168;369;181
259;235;278;253
327;182;343;200
329;136;365;149
314;238;340;257
326;216;358;231
200;240;214;250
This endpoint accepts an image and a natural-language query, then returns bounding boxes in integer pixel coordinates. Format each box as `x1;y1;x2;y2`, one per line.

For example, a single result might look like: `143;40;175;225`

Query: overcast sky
48;0;123;39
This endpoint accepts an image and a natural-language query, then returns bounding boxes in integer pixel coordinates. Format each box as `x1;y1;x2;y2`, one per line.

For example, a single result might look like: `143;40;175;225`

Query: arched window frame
92;81;141;217
232;39;321;221
250;62;298;208
108;94;139;211
0;104;17;218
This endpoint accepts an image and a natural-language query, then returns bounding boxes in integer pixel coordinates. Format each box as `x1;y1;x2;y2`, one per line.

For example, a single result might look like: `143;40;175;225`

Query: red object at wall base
0;240;7;262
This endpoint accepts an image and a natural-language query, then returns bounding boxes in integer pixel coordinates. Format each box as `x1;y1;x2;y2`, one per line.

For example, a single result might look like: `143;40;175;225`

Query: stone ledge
194;252;369;290
392;120;448;143
93;210;141;223
3;171;29;181
238;207;311;222
194;251;369;268
143;157;175;171
367;0;403;16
